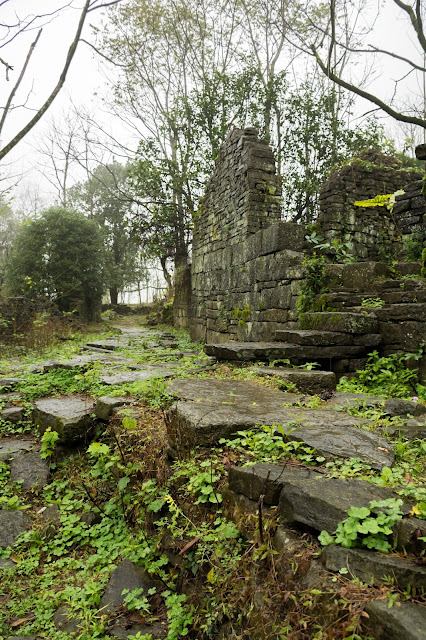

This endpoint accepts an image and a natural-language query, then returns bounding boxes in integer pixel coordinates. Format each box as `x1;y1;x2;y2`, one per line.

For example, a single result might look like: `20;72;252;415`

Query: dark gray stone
10;451;50;490
1;406;24;423
53;605;82;633
383;398;426;417
33;396;95;445
95;396;134;421
299;312;378;334
99;559;159;614
228;464;314;505
0;557;15;569
0;378;26;389
167;378;300;406
274;329;353;346
322;544;426;589
169;392;394;469
0;510;31;547
393;517;426;555
279;473;408;533
101;366;178;386
0;438;34;462
384;418;426;440
204;341;366;362
40;504;60;523
363;599;426;640
249;366;337;394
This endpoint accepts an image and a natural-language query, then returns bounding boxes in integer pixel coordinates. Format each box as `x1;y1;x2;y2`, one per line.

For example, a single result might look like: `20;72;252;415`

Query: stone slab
250;366;337;394
363;599;426;640
95;396;134;420
299;312;378;334
274;329;353;346
101;366;178;386
0;438;34;462
110;622;168;639
385;417;426;440
0;510;31;547
204;341;366;362
0;378;26;389
170;394;394;468
10;451;50;490
33;396;95;444
322;544;426;589
167;378;302;406
1;406;24;423
99;559;159;614
278;473;406;532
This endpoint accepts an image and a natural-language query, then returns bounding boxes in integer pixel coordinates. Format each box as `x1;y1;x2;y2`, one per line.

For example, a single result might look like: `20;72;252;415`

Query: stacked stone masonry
189;131;426;375
316;150;423;261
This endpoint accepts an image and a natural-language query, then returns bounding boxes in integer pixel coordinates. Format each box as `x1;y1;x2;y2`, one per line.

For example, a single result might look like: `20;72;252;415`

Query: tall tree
4;206;105;320
68;162;142;305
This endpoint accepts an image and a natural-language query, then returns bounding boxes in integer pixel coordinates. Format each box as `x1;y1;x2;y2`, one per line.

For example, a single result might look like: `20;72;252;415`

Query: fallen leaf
10;616;35;628
178;537;200;556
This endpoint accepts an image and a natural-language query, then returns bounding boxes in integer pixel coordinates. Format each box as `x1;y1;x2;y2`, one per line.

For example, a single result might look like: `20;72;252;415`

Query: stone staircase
204;261;426;376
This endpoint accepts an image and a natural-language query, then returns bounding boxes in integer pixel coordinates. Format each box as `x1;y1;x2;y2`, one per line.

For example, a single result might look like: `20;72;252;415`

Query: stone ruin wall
316;151;423;262
191;127;307;343
189;130;426;356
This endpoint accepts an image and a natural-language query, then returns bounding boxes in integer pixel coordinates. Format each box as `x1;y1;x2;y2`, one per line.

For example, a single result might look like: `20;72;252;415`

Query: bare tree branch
311;44;426;129
0;29;42;138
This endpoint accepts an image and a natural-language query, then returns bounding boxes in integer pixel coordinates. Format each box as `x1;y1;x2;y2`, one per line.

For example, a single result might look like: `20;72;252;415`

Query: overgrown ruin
185;127;426;377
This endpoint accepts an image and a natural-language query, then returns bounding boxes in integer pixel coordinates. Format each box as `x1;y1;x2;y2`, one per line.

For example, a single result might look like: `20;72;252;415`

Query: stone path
1;320;425;638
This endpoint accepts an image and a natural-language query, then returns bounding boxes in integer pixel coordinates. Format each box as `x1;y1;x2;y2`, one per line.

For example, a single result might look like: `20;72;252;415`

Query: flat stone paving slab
363;600;426;640
0;438;34;462
0;510;31;547
167;378;303;406
228;463;407;532
250;366;336;394
10;451;50;490
168;379;394;468
101;364;180;386
322;544;426;590
33;396;95;444
1;406;24;423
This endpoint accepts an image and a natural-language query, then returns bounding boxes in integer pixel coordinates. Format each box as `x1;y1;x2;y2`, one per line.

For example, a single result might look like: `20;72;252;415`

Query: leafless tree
0;0;123;162
305;0;426;131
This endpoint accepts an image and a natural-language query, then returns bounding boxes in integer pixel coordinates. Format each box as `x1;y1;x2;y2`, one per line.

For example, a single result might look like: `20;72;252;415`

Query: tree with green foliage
68;163;146;304
279;80;390;222
4;207;105;320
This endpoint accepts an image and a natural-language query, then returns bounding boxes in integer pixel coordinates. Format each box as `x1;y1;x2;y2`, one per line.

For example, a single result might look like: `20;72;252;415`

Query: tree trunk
110;287;118;305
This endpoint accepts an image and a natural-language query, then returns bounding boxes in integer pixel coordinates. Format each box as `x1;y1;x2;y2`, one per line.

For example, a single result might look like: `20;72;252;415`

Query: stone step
319;288;426;309
299;312;378;334
33;396;95;445
228;464;404;528
249;366;336;394
273;329;382;348
363;599;426;640
204;341;367;363
322;545;426;590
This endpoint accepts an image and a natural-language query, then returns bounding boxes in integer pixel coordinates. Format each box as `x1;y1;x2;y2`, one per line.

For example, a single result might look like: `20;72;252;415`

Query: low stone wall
316;151;421;261
393;178;425;244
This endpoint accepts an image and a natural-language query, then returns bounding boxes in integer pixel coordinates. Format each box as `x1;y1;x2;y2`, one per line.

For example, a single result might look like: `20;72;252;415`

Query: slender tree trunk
110;287;118;305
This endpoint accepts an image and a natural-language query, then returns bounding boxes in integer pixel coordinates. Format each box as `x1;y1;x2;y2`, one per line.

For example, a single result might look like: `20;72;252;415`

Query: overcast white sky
1;0;425;206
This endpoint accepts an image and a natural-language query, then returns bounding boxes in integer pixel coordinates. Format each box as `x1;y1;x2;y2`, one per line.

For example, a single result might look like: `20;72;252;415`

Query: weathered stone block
300;312;378;334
